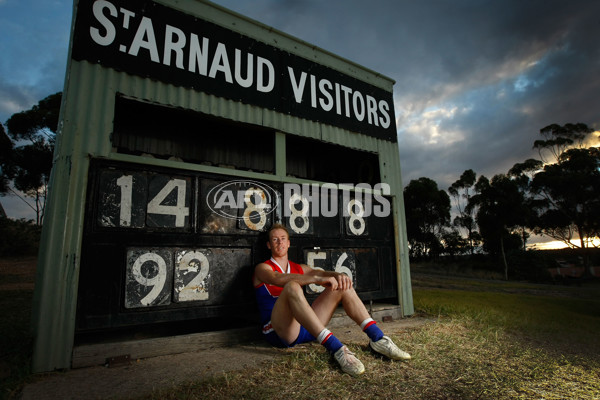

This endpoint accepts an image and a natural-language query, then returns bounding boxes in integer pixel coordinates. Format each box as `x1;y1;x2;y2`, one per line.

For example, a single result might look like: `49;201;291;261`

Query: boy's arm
302;264;353;291
254;262;341;290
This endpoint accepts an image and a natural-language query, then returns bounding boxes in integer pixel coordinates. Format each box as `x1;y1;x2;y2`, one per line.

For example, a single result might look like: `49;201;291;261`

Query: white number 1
116;175;133;227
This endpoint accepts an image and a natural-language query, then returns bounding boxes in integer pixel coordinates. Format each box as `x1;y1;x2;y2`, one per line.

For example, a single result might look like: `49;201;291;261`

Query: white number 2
175;251;210;302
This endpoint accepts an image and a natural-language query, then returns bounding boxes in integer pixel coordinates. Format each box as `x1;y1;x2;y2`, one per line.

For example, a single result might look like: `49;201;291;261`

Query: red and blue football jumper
254;258;315;347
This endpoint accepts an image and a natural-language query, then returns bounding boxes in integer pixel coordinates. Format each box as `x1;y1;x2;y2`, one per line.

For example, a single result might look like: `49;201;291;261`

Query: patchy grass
0;290;34;399
137;283;600;400
414;287;600;350
0;256;36;399
2;256;600;400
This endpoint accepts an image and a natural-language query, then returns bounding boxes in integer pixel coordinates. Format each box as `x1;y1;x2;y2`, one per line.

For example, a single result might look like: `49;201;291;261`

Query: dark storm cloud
2;0;599;219
0;0;70;124
214;0;599;189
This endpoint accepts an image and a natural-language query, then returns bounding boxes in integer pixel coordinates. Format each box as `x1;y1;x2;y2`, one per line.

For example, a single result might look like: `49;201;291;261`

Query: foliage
533;122;593;163
440;229;470;258
531;146;600;250
468;174;527;279
0;124;15;194
403;177;451;259
505;250;553;281
448;169;480;254
3;92;61;225
0;218;41;256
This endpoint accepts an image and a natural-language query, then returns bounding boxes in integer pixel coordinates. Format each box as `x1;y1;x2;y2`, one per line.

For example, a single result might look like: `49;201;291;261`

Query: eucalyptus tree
0;124;14;195
508;158;543;251
4;92;61;224
531;146;600;250
469;174;527;280
528;123;599;251
404;177;451;259
448;169;479;254
533;123;592;163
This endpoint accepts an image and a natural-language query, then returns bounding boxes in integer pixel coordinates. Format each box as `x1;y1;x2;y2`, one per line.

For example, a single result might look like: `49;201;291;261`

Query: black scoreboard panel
76;159;397;333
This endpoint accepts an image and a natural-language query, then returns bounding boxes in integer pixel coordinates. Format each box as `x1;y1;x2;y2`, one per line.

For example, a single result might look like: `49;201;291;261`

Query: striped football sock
361;318;384;342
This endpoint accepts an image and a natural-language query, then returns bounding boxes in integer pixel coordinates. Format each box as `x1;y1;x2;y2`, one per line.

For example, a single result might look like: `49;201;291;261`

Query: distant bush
0;217;41;256
506;250;553;281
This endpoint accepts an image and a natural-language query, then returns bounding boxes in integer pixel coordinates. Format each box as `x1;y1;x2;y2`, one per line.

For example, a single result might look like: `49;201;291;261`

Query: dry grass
2;256;600;400
138;284;600;400
0;257;36;400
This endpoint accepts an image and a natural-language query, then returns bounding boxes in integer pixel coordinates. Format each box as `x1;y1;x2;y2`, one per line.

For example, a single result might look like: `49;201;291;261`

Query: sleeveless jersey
254;258;304;325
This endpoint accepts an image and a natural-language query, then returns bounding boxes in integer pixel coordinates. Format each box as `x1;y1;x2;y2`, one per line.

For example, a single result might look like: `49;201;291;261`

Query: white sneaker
369;336;411;360
333;346;365;377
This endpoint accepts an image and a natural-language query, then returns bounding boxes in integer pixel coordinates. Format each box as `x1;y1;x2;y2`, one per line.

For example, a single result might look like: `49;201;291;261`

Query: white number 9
131;252;168;306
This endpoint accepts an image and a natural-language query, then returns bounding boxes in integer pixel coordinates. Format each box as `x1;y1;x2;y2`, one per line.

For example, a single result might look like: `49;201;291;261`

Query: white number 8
288;193;310;234
347;199;366;236
243;188;267;230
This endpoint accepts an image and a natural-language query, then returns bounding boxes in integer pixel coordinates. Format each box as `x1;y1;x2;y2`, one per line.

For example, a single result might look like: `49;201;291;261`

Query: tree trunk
500;236;508;281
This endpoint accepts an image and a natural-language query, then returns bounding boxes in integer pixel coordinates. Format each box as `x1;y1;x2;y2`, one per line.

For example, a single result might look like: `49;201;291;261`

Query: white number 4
147;179;189;227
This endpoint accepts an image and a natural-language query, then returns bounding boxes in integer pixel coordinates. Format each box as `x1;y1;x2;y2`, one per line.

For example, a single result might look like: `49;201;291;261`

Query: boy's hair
268;223;289;239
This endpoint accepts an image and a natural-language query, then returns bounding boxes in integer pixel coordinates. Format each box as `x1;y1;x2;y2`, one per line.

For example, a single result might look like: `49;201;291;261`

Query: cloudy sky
1;0;599;227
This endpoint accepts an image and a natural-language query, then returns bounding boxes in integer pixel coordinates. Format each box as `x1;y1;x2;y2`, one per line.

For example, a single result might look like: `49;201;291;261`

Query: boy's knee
282;280;304;296
325;286;359;303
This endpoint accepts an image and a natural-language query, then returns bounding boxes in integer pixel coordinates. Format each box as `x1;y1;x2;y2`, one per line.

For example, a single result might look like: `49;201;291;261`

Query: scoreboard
77;159;397;331
31;0;413;372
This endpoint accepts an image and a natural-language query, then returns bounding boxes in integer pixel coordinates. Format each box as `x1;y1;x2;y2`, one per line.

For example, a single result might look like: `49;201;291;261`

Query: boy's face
267;228;290;257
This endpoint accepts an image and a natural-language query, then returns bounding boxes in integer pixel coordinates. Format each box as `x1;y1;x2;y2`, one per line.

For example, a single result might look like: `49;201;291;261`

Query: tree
404;177;451;259
527;122;599;252
531;146;600;250
0;124;14;194
440;229;469;258
533;123;593;163
3;92;61;224
469;174;527;280
448;169;479;254
508;158;543;251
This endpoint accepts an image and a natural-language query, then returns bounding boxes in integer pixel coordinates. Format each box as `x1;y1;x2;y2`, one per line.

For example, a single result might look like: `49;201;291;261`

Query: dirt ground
19;318;428;400
21;318;427;400
3;257;428;400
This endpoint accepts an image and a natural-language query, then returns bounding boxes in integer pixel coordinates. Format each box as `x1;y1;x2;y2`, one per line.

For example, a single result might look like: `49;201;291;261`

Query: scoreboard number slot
97;168;369;236
240;187;269;231
174;250;211;302
98;171;191;229
305;249;356;294
125;249;173;308
287;193;311;235
146;178;190;228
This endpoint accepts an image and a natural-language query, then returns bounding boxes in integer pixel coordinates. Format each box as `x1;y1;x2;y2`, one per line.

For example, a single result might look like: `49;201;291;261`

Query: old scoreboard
32;0;414;372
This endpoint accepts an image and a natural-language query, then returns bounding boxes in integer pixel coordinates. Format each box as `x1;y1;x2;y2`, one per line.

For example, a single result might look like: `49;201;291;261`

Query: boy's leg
311;286;370;326
270;281;330;344
270;281;366;376
314;286;412;361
